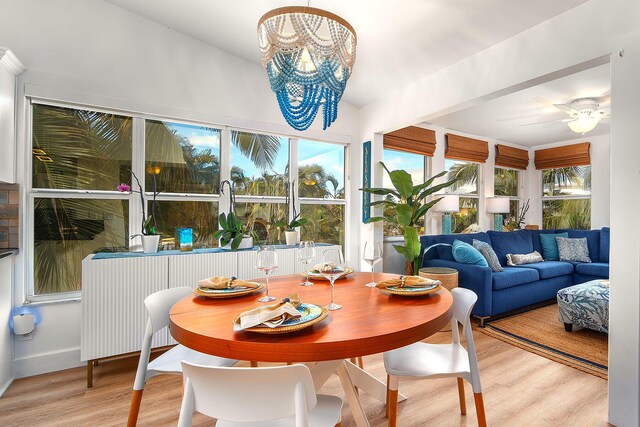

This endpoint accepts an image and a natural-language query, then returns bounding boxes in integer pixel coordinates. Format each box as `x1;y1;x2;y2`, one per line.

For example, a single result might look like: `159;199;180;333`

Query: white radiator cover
81;246;339;361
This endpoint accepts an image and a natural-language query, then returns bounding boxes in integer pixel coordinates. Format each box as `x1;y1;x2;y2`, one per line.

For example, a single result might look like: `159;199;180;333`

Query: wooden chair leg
388;387;399;427
385;375;391;418
127;389;144;427
335;423;342;427
87;360;93;389
474;392;487;427
357;356;364;369
250;361;258;367
457;378;467;415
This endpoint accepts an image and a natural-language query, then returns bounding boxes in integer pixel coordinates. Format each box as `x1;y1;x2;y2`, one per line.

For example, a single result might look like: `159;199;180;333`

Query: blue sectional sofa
420;228;610;324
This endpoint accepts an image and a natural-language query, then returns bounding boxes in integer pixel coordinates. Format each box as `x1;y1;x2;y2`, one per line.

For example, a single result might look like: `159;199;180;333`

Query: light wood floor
0;330;610;426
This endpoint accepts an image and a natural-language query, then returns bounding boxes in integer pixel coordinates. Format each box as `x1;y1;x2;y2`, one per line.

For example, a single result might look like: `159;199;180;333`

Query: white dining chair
127;286;237;427
384;287;487;427
178;362;344;427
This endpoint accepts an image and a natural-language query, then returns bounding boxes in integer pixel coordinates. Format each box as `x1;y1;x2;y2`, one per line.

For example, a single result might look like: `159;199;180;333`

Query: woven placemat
379;284;442;296
235;306;329;334
193;283;264;299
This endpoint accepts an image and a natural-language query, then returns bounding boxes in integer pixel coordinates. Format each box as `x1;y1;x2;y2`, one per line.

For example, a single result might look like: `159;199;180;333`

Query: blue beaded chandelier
258;6;357;131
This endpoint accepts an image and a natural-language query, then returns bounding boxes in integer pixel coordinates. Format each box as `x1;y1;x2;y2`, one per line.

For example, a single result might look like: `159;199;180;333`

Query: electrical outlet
16;330;35;341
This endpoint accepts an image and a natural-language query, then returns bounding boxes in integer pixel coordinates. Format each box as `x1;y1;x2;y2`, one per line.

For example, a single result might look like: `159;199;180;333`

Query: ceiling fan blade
519;119;563;127
553;104;578;115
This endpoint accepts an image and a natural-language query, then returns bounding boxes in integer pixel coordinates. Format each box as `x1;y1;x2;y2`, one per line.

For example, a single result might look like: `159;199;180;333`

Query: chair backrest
181;362;317;425
450;287;477;343
144;286;192;334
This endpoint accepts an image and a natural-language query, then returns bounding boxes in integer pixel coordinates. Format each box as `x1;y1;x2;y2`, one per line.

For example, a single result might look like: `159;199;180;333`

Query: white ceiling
428;64;611;146
104;0;588;107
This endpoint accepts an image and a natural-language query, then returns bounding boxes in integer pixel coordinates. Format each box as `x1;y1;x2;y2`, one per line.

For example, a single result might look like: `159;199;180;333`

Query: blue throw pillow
452;240;489;267
539;232;568;261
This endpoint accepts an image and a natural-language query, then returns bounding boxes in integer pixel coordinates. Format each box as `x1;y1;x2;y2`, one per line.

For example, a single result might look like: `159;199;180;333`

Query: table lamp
487;197;510;231
435;195;459;235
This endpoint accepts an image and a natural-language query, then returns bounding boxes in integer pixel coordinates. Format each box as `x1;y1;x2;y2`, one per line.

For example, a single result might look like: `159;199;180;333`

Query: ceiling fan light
568;114;600;134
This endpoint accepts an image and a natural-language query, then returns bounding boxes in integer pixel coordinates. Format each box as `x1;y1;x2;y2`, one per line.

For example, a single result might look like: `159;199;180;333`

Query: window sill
24;291;81;306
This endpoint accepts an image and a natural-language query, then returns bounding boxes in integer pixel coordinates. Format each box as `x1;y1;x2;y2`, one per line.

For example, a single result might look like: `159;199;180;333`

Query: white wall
0;0;361;377
527;133;610;229
608;29;640;427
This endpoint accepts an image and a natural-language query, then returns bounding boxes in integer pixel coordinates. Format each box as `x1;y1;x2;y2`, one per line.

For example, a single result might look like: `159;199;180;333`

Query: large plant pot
221;235;254;250
141;235;160;254
285;230;299;246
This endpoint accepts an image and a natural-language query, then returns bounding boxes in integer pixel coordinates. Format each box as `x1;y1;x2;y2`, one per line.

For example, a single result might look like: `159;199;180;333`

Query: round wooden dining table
170;272;453;427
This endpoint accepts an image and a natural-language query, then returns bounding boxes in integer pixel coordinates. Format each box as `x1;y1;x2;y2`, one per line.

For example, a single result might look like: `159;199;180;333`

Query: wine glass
363;241;383;287
320;248;346;311
298;241;316;286
256;246;278;302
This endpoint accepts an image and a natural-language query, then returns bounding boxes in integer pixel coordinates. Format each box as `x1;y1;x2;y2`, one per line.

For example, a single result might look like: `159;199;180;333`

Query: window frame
382;148;430;241
24;99;349;303
540;166;592;230
444;159;481;234
494;166;522;226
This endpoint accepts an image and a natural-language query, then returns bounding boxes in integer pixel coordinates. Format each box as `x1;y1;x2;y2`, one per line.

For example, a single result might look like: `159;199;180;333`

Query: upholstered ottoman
557;280;609;333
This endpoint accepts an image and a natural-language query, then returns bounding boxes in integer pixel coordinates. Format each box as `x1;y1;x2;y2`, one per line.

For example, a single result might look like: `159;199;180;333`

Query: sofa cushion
473;239;503;272
575;262;609;277
514;261;574;279
557;237;592;263
492;267;540;290
539;232;569;261
452;240;488;267
421;232;491;261
488;230;533;266
567;230;600;263
599;227;610;263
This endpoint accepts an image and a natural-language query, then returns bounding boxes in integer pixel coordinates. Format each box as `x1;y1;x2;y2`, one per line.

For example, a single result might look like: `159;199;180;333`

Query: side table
419;267;458;332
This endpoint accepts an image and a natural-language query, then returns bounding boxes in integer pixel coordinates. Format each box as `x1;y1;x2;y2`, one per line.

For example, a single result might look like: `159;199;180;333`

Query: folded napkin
312;262;336;273
197;276;260;290
236;294;303;331
376;275;441;290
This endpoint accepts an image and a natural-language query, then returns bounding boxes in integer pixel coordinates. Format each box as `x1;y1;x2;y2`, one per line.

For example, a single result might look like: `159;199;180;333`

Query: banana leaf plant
360;162;458;274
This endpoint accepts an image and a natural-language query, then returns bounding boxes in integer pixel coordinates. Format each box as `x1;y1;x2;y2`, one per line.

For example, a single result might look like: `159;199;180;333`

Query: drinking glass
320;248;346;311
363;241;383;287
256;246;278;302
298;241;316;286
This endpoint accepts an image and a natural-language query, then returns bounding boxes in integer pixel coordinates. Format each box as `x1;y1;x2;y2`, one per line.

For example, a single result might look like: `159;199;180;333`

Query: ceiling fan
521;97;610;134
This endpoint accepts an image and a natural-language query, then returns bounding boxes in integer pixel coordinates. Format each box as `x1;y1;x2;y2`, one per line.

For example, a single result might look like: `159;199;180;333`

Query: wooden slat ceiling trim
534;142;591;170
444;133;489;163
383;126;436;157
495;144;529;170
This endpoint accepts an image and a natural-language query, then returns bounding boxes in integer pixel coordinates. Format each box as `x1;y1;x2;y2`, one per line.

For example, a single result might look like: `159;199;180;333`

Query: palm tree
494;168;518;196
446;162;479;194
230;130;281;172
298;163;343;198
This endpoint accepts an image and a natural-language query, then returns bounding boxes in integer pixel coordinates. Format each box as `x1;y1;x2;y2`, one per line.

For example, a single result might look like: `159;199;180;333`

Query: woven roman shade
495;144;529;170
534;142;591;170
383;126;436;157
445;134;489;163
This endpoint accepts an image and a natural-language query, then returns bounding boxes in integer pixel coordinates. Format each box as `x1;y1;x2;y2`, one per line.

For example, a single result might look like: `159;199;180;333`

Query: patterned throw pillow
506;251;544;266
472;239;503;272
556;237;592;263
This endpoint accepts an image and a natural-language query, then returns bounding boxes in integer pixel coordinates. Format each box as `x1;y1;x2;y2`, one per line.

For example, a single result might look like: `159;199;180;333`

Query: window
145;121;220;194
298;140;346;245
28;103;349;299
382;149;427;237
445;159;479;233
494;167;520;229
542;166;591;229
31;104;132;296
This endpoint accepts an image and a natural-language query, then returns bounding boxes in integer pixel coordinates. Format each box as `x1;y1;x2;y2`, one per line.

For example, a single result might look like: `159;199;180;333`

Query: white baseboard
13;347;83;378
0;376;14;397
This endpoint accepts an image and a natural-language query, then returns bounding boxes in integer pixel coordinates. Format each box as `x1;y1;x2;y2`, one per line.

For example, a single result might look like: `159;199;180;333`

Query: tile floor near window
0;331;608;426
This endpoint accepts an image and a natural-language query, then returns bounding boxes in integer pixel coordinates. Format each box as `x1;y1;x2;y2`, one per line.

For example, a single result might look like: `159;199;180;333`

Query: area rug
476;304;608;379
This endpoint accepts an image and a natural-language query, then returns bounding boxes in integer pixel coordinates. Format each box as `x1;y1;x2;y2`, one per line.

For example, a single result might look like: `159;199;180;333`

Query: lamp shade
486;197;510;214
435;195;460;213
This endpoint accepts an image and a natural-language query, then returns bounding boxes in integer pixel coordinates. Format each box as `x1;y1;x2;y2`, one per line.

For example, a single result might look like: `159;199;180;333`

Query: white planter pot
221;235;254;250
141;235;160;254
285;230;299;246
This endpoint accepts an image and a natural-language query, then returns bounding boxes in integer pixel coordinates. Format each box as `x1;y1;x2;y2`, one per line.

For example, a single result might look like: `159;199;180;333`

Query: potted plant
361;163;458;275
273;180;307;245
118;170;161;254
214;180;256;250
504;199;530;231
